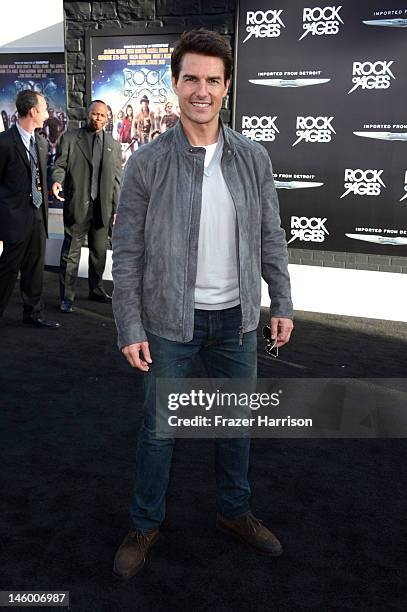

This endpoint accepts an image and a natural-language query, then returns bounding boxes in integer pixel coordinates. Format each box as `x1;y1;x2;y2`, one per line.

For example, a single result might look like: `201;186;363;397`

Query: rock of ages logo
287;216;329;244
243;9;285;43
299;5;344;40
348;60;395;94
292;116;335;146
241;115;279;142
340;169;385;198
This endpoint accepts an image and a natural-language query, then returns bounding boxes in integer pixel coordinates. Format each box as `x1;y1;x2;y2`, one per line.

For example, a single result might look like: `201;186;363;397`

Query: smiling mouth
191;101;211;108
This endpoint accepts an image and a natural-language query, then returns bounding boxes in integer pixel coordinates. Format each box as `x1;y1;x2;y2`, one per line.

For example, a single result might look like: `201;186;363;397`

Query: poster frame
85;25;185;110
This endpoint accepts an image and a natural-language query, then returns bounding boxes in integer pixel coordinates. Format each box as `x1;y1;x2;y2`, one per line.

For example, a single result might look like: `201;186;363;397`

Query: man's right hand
51;181;65;201
121;342;152;372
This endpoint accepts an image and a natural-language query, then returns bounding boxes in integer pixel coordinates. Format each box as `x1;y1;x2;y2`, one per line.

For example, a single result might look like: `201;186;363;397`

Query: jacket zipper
222;156;243;345
182;157;196;341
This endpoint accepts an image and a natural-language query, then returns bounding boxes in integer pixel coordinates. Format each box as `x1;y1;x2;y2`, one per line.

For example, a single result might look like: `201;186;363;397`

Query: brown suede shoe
216;513;283;556
113;529;159;578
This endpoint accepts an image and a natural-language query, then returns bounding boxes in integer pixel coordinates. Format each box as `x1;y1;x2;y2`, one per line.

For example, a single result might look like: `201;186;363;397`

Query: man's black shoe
88;288;112;303
113;529;159;579
23;315;60;328
216;512;283;556
60;299;74;313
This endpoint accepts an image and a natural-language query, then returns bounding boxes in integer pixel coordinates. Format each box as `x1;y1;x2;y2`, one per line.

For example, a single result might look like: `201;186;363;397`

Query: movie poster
0;53;66;136
0;53;67;203
90;34;180;165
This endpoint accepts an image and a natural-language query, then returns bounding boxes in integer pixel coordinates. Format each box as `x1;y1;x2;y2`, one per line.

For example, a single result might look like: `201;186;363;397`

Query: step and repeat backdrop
234;0;407;255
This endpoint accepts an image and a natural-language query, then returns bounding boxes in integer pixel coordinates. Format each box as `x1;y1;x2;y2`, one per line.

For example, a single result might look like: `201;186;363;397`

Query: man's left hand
270;317;293;348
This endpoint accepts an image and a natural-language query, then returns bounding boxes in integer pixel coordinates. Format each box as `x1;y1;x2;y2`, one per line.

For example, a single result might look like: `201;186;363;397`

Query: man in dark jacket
51;100;122;312
0;90;59;328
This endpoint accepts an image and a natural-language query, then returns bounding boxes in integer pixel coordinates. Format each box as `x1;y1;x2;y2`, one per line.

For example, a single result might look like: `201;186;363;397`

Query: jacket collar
77;127;93;164
78;127;108;164
174;119;235;160
11;124;30;169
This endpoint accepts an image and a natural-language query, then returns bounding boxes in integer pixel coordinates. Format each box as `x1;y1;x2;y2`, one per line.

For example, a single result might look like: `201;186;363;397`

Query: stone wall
64;0;235;128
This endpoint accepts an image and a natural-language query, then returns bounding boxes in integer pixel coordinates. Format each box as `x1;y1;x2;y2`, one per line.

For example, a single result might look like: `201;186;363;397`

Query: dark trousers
130;305;257;531
59;201;109;301
0;208;45;317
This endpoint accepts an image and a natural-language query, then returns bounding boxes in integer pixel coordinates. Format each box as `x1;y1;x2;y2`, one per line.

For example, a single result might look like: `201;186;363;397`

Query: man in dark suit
51;100;122;313
0;90;60;328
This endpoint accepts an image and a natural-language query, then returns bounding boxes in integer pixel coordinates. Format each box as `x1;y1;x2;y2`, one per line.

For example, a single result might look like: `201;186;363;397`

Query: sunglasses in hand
262;325;279;359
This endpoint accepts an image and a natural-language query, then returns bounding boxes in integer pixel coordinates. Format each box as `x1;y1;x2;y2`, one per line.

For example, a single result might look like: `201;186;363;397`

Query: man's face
165;103;173;115
88;102;108;132
172;53;229;128
32;95;49;129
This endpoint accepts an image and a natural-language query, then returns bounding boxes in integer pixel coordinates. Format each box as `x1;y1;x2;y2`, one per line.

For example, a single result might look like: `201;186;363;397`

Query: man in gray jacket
112;29;293;579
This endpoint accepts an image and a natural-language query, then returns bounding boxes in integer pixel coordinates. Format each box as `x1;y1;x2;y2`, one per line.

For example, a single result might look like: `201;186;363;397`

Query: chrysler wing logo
275;180;324;189
363;19;407;28
400;171;407;202
346;233;407;246
353;131;407;141
249;78;330;88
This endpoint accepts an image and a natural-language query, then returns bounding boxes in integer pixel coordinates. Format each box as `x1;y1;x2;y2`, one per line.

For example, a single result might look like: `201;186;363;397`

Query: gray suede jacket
112;120;293;349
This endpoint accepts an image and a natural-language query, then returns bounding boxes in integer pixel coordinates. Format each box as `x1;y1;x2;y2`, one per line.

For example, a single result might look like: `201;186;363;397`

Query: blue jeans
130;305;257;531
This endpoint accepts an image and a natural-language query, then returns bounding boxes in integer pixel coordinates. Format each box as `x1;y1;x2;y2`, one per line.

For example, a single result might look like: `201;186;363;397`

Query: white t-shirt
194;134;240;310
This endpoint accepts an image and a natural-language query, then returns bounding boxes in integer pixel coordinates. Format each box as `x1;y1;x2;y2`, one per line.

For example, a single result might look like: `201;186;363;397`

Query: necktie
91;132;102;201
30;136;42;208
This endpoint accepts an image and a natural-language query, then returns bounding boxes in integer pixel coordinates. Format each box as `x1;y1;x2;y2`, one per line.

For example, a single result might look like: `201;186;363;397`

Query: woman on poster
118;104;134;147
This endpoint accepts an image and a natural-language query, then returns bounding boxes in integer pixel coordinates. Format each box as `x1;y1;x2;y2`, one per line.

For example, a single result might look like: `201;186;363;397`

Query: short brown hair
171;28;232;83
16;90;42;117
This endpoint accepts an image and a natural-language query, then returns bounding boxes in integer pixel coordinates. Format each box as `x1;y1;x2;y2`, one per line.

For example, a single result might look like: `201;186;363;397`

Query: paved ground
1;271;406;611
